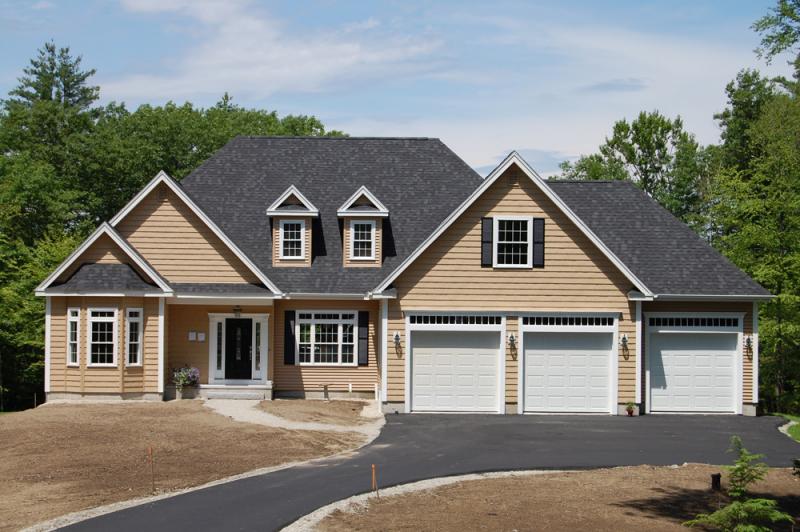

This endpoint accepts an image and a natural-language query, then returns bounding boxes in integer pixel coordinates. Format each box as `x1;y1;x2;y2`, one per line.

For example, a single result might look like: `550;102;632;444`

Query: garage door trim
644;312;745;415
518;312;619;415
405;312;506;414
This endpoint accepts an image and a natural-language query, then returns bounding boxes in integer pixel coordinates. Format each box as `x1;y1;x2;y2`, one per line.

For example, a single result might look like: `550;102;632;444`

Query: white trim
44;297;51;392
635;301;642;404
287;292;372;300
125;308;144;367
499;317;507;414
108;171;281;294
279;219;306;260
86;308;118;367
654;294;773;301
337;186;389;217
43;292;164;298
67;307;81;367
349;219;376;261
158;298;165;393
374;151;652;296
404;314;411;413
752;302;759;404
35;223;172;296
266;185;320;217
207;313;270;384
492;216;533;268
169;296;277;306
380;299;388;402
644;311;744;415
518;311;618;414
295;310;359;367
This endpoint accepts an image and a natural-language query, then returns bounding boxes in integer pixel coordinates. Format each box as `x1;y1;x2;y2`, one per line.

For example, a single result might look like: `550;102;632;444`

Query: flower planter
175;388;183;400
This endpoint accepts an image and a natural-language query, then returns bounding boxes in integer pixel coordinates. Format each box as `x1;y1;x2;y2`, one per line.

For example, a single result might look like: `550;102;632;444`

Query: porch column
635;300;642;405
158;297;165;394
380;299;388;402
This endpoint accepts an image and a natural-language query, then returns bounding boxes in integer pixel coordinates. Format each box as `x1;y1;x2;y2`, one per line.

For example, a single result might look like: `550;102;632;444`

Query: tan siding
56;234;150;283
273;300;379;392
343;218;382;267
388;165;637;404
116;183;259;283
272;217;312;267
166;305;273;386
47;296;160;395
505;316;519;405
642;301;754;403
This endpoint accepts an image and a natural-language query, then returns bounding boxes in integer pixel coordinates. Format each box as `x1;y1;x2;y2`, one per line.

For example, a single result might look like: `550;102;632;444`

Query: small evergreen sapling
684;436;793;531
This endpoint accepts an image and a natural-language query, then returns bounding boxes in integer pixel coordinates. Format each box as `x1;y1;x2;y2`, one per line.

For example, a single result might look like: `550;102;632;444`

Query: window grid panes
296;312;357;365
126;309;142;365
88;310;116;366
496;219;530;266
255;322;261;371
281;221;303;258
352;222;374;258
67;309;79;365
522;316;614;327
216;322;223;371
648;316;739;328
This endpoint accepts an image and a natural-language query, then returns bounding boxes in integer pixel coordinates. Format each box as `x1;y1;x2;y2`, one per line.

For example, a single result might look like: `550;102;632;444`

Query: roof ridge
233;135;439;140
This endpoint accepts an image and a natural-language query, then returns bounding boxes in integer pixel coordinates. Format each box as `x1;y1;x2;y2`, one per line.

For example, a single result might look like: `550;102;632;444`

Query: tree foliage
0;43;343;410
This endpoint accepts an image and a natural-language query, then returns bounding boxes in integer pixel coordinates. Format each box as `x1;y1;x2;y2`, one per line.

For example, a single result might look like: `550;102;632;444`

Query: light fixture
233;305;242;318
508;333;517;350
393;331;401;350
744;336;753;359
620;334;628;349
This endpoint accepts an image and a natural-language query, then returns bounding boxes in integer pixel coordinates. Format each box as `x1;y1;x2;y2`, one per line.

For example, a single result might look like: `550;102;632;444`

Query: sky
0;0;791;175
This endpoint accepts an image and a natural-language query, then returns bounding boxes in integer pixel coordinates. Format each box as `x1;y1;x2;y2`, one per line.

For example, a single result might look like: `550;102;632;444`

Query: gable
55;233;152;284
392;164;634;309
115;183;262;284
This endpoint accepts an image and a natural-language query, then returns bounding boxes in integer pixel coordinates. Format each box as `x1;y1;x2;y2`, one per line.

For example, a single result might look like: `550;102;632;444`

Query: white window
67;308;80;366
296;312;357;366
279;220;305;259
126;308;143;366
493;216;532;267
88;308;117;366
350;220;376;260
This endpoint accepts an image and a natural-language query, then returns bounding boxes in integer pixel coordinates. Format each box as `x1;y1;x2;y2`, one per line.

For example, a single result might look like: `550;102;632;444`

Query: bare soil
0;401;362;531
259;399;373;425
319;465;800;532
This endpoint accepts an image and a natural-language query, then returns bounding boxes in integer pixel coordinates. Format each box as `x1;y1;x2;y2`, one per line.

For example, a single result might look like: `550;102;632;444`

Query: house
36;137;770;415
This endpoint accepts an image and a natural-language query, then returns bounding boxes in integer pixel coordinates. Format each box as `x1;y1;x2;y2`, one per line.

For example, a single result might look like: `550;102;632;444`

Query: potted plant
172;366;200;400
625;401;636;417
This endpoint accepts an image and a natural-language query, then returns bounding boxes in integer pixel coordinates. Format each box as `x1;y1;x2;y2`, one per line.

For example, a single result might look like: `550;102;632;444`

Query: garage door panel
649;332;737;412
524;332;612;413
411;330;500;412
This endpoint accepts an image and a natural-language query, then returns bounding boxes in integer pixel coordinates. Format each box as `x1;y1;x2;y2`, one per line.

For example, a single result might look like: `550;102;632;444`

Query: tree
558;111;709;232
753;0;800;80
712;93;800;411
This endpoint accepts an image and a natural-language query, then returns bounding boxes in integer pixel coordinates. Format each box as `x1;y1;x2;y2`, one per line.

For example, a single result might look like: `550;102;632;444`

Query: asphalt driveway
64;415;798;532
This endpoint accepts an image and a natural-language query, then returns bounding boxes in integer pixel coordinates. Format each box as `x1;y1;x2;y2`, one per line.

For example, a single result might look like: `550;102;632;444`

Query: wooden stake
371;464;379;497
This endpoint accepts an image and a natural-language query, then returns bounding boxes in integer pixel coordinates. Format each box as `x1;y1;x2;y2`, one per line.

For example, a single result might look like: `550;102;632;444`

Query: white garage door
649;333;737;412
524;332;612;413
411;330;500;412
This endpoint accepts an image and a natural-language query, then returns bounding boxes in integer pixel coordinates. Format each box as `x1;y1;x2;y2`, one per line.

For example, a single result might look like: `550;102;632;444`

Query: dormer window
279;220;306;260
350;220;376;260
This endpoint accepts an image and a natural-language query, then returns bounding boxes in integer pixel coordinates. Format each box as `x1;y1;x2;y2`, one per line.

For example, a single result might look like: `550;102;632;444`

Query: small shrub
685;498;793;532
726;435;767;500
172;366;200;391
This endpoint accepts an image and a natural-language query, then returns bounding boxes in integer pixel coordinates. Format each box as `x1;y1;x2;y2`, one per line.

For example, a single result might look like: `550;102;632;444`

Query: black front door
225;318;252;380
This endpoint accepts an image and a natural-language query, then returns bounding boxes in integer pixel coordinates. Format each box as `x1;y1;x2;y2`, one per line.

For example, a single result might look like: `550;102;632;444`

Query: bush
172;366;200;391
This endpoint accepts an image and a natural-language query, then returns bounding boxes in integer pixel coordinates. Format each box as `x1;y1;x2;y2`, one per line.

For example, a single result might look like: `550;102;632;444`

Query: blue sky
0;0;790;175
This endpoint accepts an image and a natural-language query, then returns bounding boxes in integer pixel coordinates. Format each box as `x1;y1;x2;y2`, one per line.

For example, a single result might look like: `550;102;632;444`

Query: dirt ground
0;401;362;531
259;399;373;425
319;465;800;532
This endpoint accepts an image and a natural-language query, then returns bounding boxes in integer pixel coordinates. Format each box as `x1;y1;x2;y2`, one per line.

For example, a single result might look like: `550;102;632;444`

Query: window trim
492;216;533;268
279;219;306;260
295;310;359;367
67;307;80;367
87;307;118;367
349;219;376;261
125;308;143;367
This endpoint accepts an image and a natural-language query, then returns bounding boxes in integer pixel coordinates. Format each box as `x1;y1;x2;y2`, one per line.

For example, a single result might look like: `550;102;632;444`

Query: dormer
267;186;318;267
337;186;388;268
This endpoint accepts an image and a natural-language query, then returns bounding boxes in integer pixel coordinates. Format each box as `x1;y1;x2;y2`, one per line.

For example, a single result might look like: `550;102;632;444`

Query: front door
225;318;253;380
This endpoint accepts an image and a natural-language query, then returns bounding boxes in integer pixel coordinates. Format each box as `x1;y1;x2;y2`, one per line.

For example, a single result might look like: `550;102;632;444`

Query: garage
646;315;742;414
408;315;503;413
523;332;614;413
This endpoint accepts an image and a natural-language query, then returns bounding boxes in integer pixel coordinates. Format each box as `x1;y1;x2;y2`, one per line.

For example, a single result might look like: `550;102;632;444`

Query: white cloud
31;1;53;9
106;0;440;102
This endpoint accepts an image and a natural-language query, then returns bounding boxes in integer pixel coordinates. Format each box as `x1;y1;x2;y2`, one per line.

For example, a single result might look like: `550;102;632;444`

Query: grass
775;413;800;442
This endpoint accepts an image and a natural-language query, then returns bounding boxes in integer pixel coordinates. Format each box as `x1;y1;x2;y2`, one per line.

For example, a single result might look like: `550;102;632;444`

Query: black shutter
481;217;493;267
357;311;369;366
532;218;545;268
284;310;296;365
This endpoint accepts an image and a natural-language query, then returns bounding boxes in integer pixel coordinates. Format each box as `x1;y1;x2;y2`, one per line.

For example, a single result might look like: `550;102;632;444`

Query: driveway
64;415;798;532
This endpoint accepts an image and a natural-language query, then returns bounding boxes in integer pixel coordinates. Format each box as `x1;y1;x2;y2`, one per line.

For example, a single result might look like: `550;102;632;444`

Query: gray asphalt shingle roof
547;180;769;296
171;283;273;295
48;263;161;294
179;137;483;294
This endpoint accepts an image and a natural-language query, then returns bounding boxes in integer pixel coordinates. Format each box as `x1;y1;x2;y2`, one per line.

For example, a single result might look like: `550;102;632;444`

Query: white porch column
380;299;388;402
752;301;759;404
635;300;642;404
44;296;52;394
158;297;165;394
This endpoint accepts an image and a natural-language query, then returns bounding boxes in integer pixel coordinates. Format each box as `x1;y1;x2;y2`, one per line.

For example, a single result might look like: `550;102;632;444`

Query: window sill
66;363;80;368
492;264;533;269
349;256;377;261
125;364;143;368
279;256;307;261
87;363;117;368
297;362;359;368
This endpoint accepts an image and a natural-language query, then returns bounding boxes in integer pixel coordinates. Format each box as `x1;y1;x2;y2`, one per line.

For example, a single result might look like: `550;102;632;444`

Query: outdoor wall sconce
508;333;517;360
744;336;753;360
620;334;630;360
233;305;242;318
393;331;401;354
